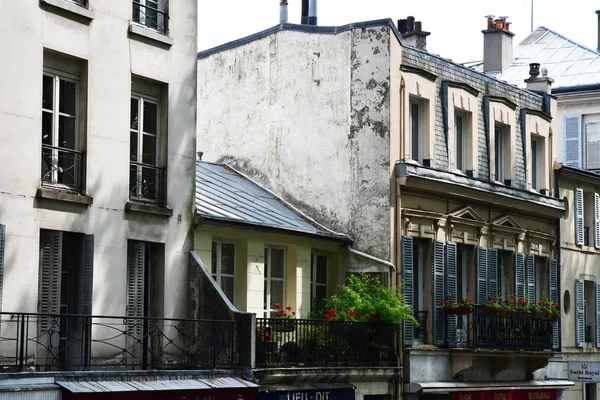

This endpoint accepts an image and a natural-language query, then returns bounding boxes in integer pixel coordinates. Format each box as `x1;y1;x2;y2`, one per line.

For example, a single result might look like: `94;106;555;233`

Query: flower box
443;306;472;315
481;306;499;315
272;319;297;332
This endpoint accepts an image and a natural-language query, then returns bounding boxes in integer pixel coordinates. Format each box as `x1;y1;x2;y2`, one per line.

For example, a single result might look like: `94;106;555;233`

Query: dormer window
409;99;424;164
455;112;467;172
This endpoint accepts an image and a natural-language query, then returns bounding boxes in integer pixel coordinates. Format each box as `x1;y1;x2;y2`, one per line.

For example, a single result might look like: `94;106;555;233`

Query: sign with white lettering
258;386;355;400
569;361;600;382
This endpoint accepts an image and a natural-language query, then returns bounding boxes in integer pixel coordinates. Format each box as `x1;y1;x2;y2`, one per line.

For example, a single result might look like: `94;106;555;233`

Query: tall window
455;113;466;172
495;126;505;182
531;136;540;191
132;0;168;33
585;122;600;171
264;247;285;317
211;241;235;303
409;100;423;163
310;254;327;311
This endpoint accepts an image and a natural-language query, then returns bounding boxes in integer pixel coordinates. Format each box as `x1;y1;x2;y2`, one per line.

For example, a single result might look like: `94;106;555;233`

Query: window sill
39;0;94;22
125;200;173;217
128;23;173;48
36;187;93;206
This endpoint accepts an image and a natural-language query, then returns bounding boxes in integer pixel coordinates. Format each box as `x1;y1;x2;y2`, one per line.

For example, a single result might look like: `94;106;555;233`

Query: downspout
555;166;563;351
397;78;406;400
400;76;406;160
347;245;396;276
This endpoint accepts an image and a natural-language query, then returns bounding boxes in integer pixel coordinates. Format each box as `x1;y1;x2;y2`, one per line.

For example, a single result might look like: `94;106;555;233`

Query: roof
496;26;600;89
195;161;352;242
57;377;257;393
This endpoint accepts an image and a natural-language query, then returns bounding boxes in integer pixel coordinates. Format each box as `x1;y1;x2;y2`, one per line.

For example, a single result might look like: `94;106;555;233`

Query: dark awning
57;377;258;393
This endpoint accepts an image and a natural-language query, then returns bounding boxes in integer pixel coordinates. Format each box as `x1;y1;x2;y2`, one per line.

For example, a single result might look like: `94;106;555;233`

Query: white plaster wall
0;0;197;324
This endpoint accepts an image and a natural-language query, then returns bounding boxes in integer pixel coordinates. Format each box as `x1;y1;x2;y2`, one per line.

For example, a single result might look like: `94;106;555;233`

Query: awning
57;377;258;393
405;380;574;394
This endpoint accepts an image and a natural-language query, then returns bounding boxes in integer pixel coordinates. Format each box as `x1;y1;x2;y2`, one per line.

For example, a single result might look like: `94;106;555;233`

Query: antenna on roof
531;0;534;32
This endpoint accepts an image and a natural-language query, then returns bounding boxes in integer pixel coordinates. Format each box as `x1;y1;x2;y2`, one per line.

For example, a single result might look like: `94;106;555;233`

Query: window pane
221;243;235;275
211;242;217;275
129;164;138;196
143;101;158;135
43;76;54;111
410;102;419;160
141;166;158;200
130;98;139;130
42;112;53;145
270;280;284;308
222;277;235;302
58;116;76;149
130;132;138;162
146;0;159;29
455;115;463;170
531;140;538;189
316;255;327;284
264;248;269;277
59;80;77;115
315;285;327;306
142;134;157;165
270;248;285;278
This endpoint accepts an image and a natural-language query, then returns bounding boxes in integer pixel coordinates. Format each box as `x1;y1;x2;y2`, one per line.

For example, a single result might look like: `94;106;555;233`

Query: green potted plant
272;303;297;332
441;297;473;315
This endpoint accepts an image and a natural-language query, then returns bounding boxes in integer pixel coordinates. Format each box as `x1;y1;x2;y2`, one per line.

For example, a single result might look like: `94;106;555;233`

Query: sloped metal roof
195;161;352;242
496;26;600;89
57;377;258;393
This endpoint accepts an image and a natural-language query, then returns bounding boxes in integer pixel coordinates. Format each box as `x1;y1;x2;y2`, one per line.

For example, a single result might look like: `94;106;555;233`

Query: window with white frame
585;122;600;171
455;112;467;172
132;0;168;33
310;254;327;310
409;99;423;163
494;125;508;183
264;247;285;317
531;135;542;191
211;241;235;303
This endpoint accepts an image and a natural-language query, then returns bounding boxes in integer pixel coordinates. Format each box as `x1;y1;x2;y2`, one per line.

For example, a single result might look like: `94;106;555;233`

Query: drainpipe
347;245;396;276
280;0;288;24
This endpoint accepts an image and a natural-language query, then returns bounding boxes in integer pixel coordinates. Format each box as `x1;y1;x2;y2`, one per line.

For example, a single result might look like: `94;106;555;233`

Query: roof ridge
537;26;600;55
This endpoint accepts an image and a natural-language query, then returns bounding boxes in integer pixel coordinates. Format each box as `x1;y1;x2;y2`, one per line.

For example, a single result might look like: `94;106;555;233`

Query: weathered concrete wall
197;27;394;261
0;1;197;318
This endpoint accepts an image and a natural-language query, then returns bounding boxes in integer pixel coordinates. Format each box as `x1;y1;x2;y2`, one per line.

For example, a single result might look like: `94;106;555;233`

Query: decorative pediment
447;206;486;227
490;215;524;231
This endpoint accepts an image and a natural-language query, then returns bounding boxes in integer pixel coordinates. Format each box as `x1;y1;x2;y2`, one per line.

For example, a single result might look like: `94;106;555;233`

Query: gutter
347;245;396;274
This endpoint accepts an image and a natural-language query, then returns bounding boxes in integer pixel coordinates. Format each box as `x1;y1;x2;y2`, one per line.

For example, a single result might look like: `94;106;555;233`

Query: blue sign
258;385;355;400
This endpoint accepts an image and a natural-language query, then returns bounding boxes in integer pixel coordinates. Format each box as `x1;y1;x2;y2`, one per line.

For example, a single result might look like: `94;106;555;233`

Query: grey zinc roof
496;27;600;89
195;161;352;242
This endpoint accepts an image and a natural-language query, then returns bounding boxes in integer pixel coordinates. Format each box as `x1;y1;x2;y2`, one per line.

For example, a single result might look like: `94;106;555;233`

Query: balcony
41;145;84;193
129;162;166;206
444;305;557;351
0;312;241;372
132;1;168;34
255;318;399;368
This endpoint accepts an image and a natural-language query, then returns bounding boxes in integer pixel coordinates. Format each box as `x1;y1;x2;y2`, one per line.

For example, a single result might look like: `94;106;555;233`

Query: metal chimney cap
529;63;541;77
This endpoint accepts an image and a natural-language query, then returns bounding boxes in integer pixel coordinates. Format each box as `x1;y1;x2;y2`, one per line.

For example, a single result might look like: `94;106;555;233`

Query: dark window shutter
548;258;559;349
515;253;525;299
526;254;536;303
401;236;414;345
476;246;488;304
487;248;498;300
432;240;445;346
127;241;145;338
38;230;63;333
0;224;5;312
576;188;584;245
596;282;600;349
595;193;600;249
80;235;94;316
576;279;585;347
564;115;582;168
445;242;457;343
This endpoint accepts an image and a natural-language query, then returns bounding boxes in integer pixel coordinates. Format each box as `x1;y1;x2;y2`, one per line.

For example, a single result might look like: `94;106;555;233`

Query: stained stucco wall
197;27;394;261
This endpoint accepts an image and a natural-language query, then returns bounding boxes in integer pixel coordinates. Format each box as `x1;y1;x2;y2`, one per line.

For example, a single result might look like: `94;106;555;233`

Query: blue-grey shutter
81;235;94;316
401;236;414;345
596;282;600;349
576;188;584;245
488;248;498;300
38;230;62;333
594;193;600;249
548;258;559;349
445;242;457;343
476;246;488;304
432;240;445;346
0;224;5;312
576;279;585;347
526;254;536;303
515;253;525;299
564;115;582;168
127;241;145;341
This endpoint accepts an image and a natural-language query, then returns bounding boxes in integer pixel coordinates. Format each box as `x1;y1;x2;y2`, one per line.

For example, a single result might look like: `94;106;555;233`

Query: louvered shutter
476;247;488;304
596;282;600;349
576;188;584;245
548;258;559;349
80;235;94;316
515;253;525;299
432;240;445;345
445;242;457;344
595;193;600;249
564;115;582;168
576;279;585;347
0;224;5;312
127;241;145;339
526;254;536;303
401;236;414;345
488;248;498;300
38;231;62;323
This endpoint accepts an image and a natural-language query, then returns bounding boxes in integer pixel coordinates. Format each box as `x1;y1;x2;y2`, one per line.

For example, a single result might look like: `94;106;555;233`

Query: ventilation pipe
308;0;317;25
301;0;308;24
280;0;288;24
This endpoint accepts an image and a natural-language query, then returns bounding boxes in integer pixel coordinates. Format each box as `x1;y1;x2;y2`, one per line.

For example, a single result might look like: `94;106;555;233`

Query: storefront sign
568;361;600;382
451;390;556;400
258;386;355;400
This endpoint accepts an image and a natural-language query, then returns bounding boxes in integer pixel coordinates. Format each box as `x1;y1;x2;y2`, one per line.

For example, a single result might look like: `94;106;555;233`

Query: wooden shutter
0;224;5;312
401;236;414;345
576;279;585;347
595;193;600;249
515;253;526;299
576;188;584;245
127;241;146;338
526;254;536;303
548;258;559;349
445;242;457;344
487;248;498;300
476;247;488;304
432;240;445;346
564;115;582;168
80;235;94;316
38;230;63;332
596;282;600;349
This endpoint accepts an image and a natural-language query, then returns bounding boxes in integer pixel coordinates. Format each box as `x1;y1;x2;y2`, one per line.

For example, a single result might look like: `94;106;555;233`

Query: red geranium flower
292;311;296;315
275;303;281;309
286;306;292;311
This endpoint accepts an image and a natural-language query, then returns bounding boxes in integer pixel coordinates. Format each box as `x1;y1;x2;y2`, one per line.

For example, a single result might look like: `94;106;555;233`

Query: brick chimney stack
398;16;430;51
482;16;514;74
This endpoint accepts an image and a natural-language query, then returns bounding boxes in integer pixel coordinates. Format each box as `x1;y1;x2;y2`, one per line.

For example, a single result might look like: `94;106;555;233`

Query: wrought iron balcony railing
444;305;557;350
0;312;240;372
41;145;84;192
413;310;428;344
255;318;399;368
132;1;168;34
129;162;166;206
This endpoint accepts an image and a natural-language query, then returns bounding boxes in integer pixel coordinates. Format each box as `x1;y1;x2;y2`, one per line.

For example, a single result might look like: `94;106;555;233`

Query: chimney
482;16;514;73
525;63;554;94
196;151;204;161
397;16;431;51
280;0;288;24
301;0;308;24
596;10;600;51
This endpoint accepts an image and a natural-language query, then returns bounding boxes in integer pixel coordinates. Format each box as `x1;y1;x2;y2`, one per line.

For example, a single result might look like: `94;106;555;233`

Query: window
264;247;285;317
531;136;541;191
409;99;423;163
132;0;168;33
455;113;466;172
494;124;510;183
310;254;327;311
585;122;600;171
211;241;235;303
